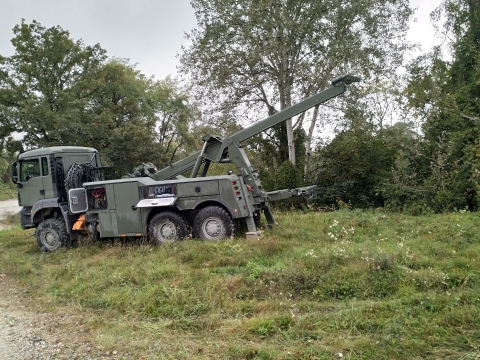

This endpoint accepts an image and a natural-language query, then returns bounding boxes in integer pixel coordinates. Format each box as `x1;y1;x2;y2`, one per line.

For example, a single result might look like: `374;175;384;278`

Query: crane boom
152;74;360;181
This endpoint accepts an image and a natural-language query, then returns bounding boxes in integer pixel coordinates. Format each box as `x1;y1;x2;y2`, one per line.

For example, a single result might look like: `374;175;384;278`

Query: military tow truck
11;75;360;252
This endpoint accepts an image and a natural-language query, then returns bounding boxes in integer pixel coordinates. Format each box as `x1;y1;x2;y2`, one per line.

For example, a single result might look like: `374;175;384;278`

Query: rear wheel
148;211;189;245
193;206;235;241
36;218;69;252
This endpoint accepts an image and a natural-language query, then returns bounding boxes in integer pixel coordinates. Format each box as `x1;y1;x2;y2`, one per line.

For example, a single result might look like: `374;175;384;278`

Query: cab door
17;158;44;207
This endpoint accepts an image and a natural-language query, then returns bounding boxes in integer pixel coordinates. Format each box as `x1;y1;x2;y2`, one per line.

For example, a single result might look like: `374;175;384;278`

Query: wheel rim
43;230;60;250
202;216;225;240
154;221;177;242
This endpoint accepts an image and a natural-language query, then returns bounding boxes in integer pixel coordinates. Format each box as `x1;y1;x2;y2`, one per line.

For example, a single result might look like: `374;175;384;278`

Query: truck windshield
20;159;41;182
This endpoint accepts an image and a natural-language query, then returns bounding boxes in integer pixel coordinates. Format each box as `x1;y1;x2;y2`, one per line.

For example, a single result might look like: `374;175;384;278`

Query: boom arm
152;74;360;181
231;74;360;143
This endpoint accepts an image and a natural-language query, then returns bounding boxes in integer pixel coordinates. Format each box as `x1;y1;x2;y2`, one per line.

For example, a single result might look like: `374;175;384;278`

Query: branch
257;84;276;115
410;97;480;124
169;142;183;165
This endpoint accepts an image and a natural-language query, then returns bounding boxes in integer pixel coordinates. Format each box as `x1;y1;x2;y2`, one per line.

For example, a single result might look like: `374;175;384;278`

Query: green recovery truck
11;75;360;252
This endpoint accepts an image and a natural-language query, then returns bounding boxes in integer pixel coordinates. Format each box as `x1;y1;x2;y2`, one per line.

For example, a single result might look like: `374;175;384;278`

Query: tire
148;211;189;245
193;206;235;241
36;218;70;252
65;163;95;191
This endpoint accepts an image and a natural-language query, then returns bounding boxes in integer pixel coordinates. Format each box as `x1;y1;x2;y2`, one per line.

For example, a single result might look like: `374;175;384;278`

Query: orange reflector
120;234;127;237
135;233;142;236
72;214;86;231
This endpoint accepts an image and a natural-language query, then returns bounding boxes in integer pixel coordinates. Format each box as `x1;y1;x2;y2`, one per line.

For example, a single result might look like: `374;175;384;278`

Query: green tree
313;123;402;209
405;0;480;211
180;0;413;182
377;123;431;213
87;60;158;175
0;20;106;149
0;20;197;177
102;75;198;176
149;78;197;166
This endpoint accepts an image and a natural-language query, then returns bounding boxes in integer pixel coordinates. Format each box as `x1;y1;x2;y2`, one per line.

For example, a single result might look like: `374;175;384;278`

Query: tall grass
0;210;479;359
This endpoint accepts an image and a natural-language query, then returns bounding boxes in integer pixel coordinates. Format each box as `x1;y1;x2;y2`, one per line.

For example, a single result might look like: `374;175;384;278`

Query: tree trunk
304;104;320;179
279;82;295;166
286;118;296;166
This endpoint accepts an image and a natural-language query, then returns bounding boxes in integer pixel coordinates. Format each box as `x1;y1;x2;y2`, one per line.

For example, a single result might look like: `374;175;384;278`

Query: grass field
0;210;479;359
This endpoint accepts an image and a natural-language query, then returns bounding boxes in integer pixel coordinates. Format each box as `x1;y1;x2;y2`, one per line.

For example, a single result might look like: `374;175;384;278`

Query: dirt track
0;199;21;218
0;274;112;360
0;200;122;359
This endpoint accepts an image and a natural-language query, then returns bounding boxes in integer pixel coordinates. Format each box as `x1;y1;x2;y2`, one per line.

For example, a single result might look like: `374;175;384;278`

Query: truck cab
12;146;103;231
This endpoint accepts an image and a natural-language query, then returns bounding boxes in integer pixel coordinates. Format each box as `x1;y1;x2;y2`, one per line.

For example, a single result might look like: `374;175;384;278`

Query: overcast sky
0;0;444;80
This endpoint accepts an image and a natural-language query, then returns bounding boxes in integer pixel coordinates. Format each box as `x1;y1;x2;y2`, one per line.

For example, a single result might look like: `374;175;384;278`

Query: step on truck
11;75;360;252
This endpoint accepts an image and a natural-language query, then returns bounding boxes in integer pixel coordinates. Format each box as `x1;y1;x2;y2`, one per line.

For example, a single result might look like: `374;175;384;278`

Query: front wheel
36;218;70;252
148;211;189;245
193;206;235;241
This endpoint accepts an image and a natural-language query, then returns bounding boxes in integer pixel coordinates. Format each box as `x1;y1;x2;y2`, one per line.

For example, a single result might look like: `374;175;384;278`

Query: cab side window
41;157;49;176
20;159;41;182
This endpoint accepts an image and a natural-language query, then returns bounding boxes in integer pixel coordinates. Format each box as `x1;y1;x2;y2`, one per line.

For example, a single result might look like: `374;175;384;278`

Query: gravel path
0;200;123;360
0;199;22;231
0;274;93;360
0;272;126;360
0;199;22;218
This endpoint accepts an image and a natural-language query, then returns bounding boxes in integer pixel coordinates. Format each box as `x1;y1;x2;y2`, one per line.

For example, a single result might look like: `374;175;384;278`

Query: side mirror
11;162;18;184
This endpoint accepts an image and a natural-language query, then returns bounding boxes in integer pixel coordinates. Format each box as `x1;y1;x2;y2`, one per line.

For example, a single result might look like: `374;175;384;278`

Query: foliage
0;148;21;199
180;0;413;177
94;68;197;176
0;183;16;200
0;210;479;359
0;20;197;178
327;0;480;213
312;122;418;209
0;20;107;149
253;126;306;191
403;0;480;212
0;149;16;185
